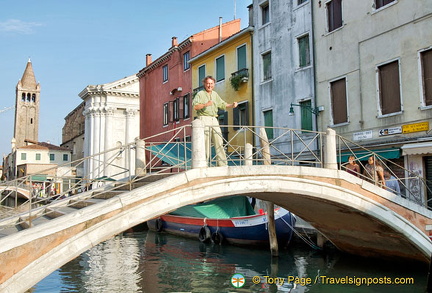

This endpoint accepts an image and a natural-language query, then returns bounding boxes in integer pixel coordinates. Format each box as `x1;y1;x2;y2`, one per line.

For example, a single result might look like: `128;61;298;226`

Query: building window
298;0;308;5
36;153;41;160
262;52;272;81
32;94;36;102
183;94;190;119
173;98;179;122
261;2;270;25
421;49;432;106
21;93;25;102
327;0;343;32
63;154;68;161
162;65;168;83
233;101;249;130
237;45;247;70
378;60;401;115
330;78;348;124
300;100;313;131
183;51;190;71
216;55;225;82
263;110;274;140
50;154;55;161
163;103;169;126
198;65;206;87
298;34;310;68
21;153;27;160
27;93;31;102
375;0;395;9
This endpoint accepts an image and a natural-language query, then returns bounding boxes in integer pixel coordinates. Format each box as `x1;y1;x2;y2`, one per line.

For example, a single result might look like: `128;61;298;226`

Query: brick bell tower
14;59;40;148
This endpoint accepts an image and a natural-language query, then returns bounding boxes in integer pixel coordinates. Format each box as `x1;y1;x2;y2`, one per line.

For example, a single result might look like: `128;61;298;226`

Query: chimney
219;17;223;42
146;54;152;66
172;36;178;47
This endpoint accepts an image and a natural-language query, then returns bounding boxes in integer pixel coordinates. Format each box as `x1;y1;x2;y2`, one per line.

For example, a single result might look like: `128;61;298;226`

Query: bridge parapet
0;124;430;238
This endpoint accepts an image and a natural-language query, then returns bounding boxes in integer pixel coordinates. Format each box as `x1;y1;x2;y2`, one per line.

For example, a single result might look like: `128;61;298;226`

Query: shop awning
148;143;242;167
30;175;48;182
338;148;401;163
148;143;192;167
401;142;432;156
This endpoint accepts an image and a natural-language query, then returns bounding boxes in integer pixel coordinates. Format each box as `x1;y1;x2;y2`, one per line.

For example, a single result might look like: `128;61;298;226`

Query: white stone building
78;75;139;180
251;0;317;155
312;0;432;204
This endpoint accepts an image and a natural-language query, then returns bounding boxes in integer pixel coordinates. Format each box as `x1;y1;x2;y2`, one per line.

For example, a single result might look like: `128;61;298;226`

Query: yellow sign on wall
402;122;429;134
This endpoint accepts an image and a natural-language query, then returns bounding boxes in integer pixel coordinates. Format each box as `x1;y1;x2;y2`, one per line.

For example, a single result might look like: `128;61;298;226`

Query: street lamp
288;103;320;116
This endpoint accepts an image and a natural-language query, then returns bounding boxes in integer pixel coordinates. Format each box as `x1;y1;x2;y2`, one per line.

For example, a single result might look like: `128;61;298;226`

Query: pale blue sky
0;0;251;157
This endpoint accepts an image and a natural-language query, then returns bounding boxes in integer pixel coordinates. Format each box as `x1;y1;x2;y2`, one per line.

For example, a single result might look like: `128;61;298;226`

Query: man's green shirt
193;90;227;117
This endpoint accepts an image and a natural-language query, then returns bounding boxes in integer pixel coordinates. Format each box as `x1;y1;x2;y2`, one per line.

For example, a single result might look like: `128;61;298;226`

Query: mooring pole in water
259;128;278;257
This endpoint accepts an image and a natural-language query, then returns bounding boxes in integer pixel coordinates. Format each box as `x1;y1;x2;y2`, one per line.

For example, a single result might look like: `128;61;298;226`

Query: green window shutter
216;56;225;82
300;100;313;131
263;110;274;139
263;52;272;81
198;66;205;86
237;45;247;70
299;35;310;67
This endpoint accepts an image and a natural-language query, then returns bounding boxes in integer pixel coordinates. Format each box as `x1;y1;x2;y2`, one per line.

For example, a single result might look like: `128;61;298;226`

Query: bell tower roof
18;59;38;90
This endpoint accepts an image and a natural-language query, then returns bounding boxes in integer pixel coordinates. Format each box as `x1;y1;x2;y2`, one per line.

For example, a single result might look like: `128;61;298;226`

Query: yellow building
190;27;254;154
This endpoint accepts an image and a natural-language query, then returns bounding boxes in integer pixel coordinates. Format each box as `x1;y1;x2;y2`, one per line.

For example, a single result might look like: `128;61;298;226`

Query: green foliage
230;73;248;91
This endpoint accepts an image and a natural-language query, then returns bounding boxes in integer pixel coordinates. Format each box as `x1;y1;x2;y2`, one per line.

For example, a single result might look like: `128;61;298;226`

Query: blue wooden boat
148;196;296;247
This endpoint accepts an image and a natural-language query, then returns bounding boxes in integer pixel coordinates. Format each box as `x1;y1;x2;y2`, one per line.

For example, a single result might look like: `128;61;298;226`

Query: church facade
77;74;139;179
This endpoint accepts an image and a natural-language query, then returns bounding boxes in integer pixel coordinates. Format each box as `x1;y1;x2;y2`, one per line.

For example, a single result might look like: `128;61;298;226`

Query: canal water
28;229;429;293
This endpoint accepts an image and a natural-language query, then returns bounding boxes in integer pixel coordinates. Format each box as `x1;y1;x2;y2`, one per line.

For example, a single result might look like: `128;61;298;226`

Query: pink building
137;19;241;143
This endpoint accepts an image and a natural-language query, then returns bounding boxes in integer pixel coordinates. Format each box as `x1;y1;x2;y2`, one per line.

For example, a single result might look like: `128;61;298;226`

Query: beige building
61;102;85;164
313;0;432;204
3;140;72;194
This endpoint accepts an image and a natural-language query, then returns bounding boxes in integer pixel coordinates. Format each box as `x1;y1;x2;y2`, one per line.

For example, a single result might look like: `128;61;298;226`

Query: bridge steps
113;174;173;191
0;226;23;238
69;198;107;209
92;190;123;199
0;173;174;241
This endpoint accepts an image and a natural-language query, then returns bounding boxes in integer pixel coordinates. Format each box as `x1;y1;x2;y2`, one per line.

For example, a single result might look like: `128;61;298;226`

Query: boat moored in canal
147;196;296;247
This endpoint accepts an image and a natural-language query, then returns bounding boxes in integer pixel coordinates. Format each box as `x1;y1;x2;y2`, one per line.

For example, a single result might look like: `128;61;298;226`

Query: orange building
137;19;241;143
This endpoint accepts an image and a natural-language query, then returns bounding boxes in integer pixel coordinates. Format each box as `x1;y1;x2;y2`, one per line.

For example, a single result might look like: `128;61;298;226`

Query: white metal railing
0;125;431;232
337;135;432;207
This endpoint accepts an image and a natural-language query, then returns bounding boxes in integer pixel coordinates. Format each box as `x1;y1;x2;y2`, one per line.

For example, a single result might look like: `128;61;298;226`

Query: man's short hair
202;75;216;84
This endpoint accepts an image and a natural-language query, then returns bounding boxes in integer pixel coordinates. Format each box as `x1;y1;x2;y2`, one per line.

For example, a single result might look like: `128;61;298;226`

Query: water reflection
32;230;428;293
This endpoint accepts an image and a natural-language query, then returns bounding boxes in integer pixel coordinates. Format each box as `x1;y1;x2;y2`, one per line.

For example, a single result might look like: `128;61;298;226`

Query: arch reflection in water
32;230;428;292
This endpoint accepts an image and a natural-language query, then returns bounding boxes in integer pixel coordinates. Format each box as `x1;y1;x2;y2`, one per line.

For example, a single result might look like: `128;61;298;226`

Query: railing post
324;128;338;170
245;143;253;166
192;119;207;169
135;138;146;176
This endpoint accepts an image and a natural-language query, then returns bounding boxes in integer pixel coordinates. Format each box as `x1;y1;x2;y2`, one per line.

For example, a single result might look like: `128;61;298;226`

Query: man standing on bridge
193;76;238;166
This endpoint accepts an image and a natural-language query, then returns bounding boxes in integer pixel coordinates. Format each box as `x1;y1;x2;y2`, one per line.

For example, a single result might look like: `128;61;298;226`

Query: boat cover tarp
170;196;256;218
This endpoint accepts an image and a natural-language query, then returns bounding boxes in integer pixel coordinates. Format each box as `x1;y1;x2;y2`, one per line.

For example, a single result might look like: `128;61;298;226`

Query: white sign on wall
353;130;373;141
379;127;402;136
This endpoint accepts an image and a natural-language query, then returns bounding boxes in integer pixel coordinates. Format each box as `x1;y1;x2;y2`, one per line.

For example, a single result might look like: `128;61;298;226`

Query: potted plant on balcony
230;72;248;91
